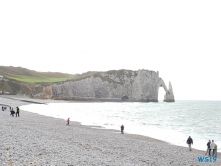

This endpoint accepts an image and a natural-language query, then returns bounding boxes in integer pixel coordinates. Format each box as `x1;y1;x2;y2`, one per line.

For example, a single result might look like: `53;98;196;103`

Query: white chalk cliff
34;69;175;102
163;81;175;102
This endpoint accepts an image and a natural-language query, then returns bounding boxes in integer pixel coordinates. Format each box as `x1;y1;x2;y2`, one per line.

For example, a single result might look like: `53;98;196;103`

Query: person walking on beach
121;124;124;134
16;107;20;117
205;140;211;156
210;140;215;156
66;118;70;126
186;136;193;151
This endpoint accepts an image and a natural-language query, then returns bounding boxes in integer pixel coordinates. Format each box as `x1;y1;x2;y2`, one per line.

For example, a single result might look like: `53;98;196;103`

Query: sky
0;0;221;100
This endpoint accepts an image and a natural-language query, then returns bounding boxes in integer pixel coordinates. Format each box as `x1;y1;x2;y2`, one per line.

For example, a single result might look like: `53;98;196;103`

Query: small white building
0;76;3;80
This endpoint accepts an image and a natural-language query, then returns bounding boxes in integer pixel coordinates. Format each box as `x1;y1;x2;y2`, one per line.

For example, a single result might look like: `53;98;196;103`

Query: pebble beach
0;96;220;166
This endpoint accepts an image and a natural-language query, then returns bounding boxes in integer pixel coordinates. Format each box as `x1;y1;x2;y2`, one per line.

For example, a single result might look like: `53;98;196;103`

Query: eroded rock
33;69;175;102
164;82;175;102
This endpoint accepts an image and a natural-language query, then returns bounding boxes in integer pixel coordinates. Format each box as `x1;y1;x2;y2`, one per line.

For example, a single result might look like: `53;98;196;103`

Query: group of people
2;106;7;111
186;136;218;157
205;140;218;157
10;106;20;117
1;105;20;117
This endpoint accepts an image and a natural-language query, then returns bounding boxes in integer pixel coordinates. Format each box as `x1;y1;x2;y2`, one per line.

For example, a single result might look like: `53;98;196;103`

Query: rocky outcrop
164;82;175;102
33;69;175;102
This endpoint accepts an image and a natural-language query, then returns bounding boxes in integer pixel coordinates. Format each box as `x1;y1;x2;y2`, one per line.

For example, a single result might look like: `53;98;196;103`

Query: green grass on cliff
0;66;74;83
6;75;73;83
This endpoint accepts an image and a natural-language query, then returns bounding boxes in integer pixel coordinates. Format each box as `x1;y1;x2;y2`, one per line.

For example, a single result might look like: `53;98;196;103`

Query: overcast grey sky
0;0;221;100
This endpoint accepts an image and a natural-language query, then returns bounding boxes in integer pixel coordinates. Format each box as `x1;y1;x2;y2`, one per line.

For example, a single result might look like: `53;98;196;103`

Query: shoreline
1;95;220;153
1;95;220;152
0;96;220;165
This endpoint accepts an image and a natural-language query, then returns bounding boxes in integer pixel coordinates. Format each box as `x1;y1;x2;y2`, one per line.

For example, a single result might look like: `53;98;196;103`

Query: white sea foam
20;100;221;152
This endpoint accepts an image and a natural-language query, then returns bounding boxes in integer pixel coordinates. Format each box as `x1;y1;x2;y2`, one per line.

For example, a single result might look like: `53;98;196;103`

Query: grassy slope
0;66;74;83
6;75;73;83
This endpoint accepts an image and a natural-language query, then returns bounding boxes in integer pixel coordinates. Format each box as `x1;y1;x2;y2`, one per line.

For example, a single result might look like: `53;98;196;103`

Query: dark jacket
16;107;19;113
187;137;193;144
207;142;211;148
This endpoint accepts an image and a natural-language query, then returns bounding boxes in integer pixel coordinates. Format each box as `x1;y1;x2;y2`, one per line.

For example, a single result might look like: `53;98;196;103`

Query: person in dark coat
10;108;15;117
186;136;193;151
205;140;211;156
16;107;20;117
121;125;124;134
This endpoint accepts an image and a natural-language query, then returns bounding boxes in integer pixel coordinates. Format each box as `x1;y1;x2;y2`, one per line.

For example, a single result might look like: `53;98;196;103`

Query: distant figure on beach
205;140;211;156
210;140;215;156
214;143;218;157
66;118;70;126
186;136;193;151
2;106;7;111
121;125;124;134
16;107;20;117
10;108;15;117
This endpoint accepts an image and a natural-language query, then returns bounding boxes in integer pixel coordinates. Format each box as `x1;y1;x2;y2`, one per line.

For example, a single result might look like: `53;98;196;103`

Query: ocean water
20;100;221;152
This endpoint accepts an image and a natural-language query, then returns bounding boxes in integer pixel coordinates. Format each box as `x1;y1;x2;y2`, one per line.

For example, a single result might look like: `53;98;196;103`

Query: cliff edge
33;69;175;102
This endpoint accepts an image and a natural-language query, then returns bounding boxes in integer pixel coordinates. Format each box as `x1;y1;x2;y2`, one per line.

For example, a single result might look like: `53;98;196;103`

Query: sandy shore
0;96;220;166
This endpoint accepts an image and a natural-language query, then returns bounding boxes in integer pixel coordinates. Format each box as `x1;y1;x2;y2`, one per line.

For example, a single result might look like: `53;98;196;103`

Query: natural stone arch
157;78;174;102
158;77;168;92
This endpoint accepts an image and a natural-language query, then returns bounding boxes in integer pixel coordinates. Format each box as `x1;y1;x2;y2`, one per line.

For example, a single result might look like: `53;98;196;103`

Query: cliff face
33;69;175;102
164;82;175;102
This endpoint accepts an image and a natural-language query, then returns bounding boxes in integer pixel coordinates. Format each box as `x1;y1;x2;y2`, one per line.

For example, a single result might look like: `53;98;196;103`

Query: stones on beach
0;100;220;165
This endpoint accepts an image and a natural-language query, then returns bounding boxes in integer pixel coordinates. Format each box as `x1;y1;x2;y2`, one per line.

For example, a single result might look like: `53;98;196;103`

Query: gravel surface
0;96;220;166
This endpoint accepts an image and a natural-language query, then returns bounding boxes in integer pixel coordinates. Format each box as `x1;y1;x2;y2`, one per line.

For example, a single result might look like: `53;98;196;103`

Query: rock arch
158;78;175;102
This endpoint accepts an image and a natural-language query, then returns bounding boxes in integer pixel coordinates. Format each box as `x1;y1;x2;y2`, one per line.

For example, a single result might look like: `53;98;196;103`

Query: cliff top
0;66;74;83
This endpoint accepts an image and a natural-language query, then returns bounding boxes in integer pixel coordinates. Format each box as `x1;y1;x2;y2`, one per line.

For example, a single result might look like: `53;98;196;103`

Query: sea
20;100;221;152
